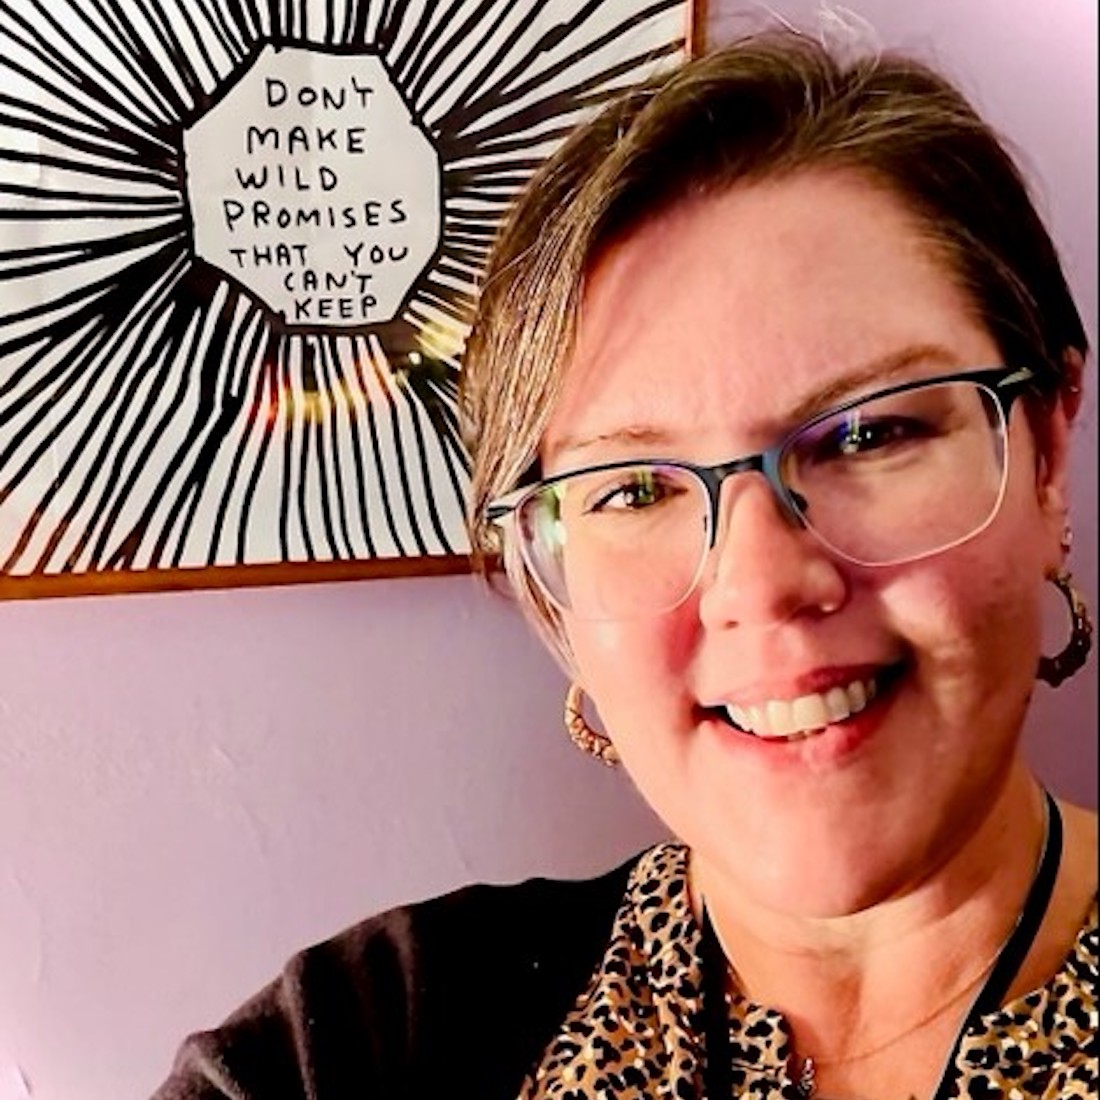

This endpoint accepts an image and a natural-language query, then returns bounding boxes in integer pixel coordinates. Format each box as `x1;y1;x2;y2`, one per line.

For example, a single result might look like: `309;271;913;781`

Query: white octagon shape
185;46;441;330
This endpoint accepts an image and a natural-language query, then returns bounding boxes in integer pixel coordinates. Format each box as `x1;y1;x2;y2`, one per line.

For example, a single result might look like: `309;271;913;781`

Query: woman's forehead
542;172;995;464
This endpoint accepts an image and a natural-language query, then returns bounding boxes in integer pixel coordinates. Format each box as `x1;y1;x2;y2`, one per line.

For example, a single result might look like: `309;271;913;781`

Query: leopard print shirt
518;843;1098;1099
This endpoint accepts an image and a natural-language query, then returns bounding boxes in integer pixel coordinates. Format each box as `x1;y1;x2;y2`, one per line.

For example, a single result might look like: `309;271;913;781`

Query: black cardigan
153;856;638;1099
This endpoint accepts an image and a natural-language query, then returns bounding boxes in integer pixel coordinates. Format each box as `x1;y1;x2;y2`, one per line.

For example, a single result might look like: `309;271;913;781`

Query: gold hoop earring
564;683;619;766
1037;570;1093;687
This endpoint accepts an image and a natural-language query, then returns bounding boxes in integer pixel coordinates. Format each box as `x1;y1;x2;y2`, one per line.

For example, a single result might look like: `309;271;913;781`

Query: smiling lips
723;677;878;740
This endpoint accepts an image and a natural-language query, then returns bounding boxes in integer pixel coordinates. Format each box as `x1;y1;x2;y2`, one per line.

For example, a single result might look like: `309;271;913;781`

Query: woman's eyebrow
547;343;965;461
546;425;677;463
780;343;966;424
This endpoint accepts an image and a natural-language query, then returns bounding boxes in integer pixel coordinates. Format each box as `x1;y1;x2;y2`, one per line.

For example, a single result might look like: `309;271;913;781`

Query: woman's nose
696;475;848;629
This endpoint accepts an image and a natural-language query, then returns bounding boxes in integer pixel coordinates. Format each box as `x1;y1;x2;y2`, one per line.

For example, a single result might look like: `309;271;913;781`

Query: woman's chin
688;822;916;921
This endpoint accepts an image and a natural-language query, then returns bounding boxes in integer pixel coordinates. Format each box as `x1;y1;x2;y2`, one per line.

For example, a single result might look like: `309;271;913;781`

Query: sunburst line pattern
0;0;688;581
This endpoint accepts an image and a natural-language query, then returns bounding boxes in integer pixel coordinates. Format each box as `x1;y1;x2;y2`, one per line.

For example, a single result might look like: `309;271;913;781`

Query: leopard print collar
517;842;1098;1099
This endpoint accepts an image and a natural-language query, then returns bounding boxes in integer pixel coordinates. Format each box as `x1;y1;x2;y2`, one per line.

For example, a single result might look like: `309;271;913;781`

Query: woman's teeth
725;679;876;739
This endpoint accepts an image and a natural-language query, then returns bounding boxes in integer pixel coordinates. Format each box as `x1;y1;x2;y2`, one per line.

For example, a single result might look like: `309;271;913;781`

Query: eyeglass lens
516;380;1009;619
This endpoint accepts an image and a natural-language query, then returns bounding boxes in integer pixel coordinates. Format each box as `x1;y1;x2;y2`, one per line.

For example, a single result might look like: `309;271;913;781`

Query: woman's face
542;170;1070;917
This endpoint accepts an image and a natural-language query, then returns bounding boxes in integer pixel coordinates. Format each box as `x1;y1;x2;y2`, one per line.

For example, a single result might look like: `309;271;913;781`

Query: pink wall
0;3;1095;1099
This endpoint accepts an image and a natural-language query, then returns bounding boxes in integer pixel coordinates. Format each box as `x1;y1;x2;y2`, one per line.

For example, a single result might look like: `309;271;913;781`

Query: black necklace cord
929;789;1063;1100
700;791;1063;1100
701;902;733;1098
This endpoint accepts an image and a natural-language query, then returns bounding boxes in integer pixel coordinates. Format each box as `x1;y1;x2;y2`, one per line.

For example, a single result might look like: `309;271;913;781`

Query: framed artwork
0;0;705;599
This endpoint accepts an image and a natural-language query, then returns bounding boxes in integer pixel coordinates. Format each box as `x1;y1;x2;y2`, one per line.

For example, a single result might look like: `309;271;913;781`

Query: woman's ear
1060;346;1086;424
1037;348;1085;513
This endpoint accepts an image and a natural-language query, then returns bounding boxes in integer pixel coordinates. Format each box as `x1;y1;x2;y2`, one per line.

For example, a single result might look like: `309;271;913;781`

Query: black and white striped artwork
0;0;691;589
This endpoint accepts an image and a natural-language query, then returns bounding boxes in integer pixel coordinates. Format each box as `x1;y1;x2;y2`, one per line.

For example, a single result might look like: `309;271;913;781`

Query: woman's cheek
574;602;698;680
883;552;1041;712
568;611;699;736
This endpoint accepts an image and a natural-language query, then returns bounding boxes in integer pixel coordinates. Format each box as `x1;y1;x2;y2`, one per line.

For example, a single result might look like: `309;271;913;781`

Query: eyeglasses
486;367;1036;621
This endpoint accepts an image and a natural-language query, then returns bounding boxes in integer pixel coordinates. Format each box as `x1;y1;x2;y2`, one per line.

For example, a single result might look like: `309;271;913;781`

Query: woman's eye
587;471;676;513
814;415;930;460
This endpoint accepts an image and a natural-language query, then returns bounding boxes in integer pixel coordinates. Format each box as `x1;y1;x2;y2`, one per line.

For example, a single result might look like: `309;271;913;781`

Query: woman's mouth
708;667;902;743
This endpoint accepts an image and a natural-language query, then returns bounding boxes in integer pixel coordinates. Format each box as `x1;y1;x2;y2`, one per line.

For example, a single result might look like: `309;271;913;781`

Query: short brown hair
460;28;1088;652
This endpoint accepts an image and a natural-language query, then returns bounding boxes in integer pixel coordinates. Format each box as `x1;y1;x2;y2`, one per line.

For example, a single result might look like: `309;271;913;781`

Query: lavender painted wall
0;3;1094;1099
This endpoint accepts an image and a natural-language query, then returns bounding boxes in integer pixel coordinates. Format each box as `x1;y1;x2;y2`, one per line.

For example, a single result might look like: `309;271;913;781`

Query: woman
156;29;1096;1100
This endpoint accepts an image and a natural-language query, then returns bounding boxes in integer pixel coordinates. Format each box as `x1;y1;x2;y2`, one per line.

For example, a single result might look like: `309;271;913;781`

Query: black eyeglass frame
485;365;1037;596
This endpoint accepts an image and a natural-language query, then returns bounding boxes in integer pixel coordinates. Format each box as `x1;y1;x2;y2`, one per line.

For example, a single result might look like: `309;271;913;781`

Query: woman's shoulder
354;846;646;949
1060;798;1098;876
152;846;661;1100
1053;798;1098;965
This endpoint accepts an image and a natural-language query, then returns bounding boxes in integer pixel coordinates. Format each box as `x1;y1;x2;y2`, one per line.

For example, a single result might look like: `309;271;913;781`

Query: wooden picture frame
0;1;705;600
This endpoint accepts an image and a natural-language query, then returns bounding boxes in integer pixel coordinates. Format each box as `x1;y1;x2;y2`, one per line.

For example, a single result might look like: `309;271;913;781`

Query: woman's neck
691;771;1049;1060
693;769;1097;1099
